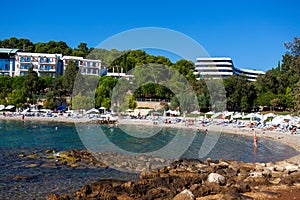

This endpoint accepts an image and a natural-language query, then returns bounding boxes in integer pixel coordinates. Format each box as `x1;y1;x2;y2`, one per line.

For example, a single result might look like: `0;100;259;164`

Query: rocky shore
45;150;300;200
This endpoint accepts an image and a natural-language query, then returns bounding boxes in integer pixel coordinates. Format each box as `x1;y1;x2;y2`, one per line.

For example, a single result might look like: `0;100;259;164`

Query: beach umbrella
166;109;172;114
86;108;100;114
5;105;15;110
30;108;39;112
21;108;30;114
40;109;52;113
223;111;234;117
211;112;222;119
265;113;275;118
0;105;4;111
57;105;66;111
232;113;242;119
283;115;292;120
243;113;255;119
271;116;283;125
205;111;215;115
172;110;180;116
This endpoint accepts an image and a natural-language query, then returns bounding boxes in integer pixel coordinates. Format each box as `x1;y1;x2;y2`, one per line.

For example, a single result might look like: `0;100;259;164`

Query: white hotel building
194;57;265;81
62;56;105;76
15;52;63;77
233;67;265;82
0;48;104;77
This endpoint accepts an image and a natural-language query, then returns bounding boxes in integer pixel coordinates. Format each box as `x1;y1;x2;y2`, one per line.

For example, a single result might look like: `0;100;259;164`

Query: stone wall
136;101;164;110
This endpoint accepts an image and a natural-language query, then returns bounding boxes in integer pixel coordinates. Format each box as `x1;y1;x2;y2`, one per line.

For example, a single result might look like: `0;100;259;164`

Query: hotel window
26;57;31;62
20;57;25;62
45;65;50;70
87;62;90;67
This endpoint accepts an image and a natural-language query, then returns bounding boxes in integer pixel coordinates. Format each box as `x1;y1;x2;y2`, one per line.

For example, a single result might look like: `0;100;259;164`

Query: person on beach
205;129;208;134
21;114;25;122
252;128;257;147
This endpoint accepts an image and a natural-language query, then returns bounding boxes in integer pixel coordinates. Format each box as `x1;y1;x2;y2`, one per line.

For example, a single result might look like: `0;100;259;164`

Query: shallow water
0;120;298;199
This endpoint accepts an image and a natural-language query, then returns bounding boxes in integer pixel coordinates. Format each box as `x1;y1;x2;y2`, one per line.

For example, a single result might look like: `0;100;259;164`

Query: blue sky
1;0;299;71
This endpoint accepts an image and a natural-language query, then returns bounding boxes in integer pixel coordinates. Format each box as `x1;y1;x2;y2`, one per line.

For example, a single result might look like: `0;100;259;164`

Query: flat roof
16;52;62;57
0;48;19;54
196;57;232;61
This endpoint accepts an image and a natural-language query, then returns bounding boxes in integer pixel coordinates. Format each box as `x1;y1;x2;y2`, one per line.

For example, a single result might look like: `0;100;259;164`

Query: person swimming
252;129;257;147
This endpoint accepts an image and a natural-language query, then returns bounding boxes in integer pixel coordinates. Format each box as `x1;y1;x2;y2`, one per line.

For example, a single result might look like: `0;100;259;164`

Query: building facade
62;56;105;76
15;52;63;77
233;67;265;81
194;57;265;81
0;48;104;77
0;48;19;77
194;57;234;79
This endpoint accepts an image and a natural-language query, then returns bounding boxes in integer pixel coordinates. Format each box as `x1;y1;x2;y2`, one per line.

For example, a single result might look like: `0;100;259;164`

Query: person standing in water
252;129;257;147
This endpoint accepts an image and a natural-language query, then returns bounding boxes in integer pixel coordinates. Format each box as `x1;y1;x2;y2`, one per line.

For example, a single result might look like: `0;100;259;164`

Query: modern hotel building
0;48;104;77
194;57;265;81
0;48;18;76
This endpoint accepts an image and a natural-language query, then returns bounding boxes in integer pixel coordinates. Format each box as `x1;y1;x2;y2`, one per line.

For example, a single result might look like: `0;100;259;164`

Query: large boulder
208;173;226;185
173;189;195;200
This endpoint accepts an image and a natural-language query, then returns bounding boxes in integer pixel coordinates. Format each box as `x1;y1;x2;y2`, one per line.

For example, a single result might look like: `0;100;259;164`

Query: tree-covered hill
0;37;300;113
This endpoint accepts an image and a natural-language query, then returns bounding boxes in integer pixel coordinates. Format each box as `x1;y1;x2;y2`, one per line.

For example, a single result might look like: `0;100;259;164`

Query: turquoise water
0;120;299;199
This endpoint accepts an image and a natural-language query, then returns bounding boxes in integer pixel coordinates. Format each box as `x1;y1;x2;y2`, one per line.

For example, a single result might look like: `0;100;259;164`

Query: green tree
62;61;79;95
72;92;94;110
0;76;13;99
7;90;26;107
270;98;279;111
284;37;300;56
240;96;249;112
128;95;137;110
23;67;40;98
95;76;118;109
170;96;179;110
52;76;64;97
293;80;300;111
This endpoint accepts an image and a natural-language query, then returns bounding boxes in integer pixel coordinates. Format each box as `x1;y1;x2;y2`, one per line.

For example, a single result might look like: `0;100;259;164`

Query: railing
135;98;171;102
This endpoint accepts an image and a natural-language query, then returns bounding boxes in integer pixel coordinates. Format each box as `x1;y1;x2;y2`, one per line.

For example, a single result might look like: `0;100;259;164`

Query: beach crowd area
2;109;300;199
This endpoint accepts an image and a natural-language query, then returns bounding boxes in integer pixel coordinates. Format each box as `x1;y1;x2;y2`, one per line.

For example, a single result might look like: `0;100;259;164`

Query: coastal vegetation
0;37;300;113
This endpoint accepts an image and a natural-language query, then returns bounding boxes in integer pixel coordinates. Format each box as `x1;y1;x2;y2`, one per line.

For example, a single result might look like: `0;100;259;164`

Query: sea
0;119;298;199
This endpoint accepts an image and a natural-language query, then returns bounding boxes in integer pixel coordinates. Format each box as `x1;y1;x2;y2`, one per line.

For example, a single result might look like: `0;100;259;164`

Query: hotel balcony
38;66;56;71
195;62;233;66
195;66;233;71
200;71;233;76
38;58;57;65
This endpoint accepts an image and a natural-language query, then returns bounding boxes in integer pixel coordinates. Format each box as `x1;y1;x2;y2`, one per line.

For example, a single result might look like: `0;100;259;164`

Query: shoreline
118;119;300;164
1;115;300;164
